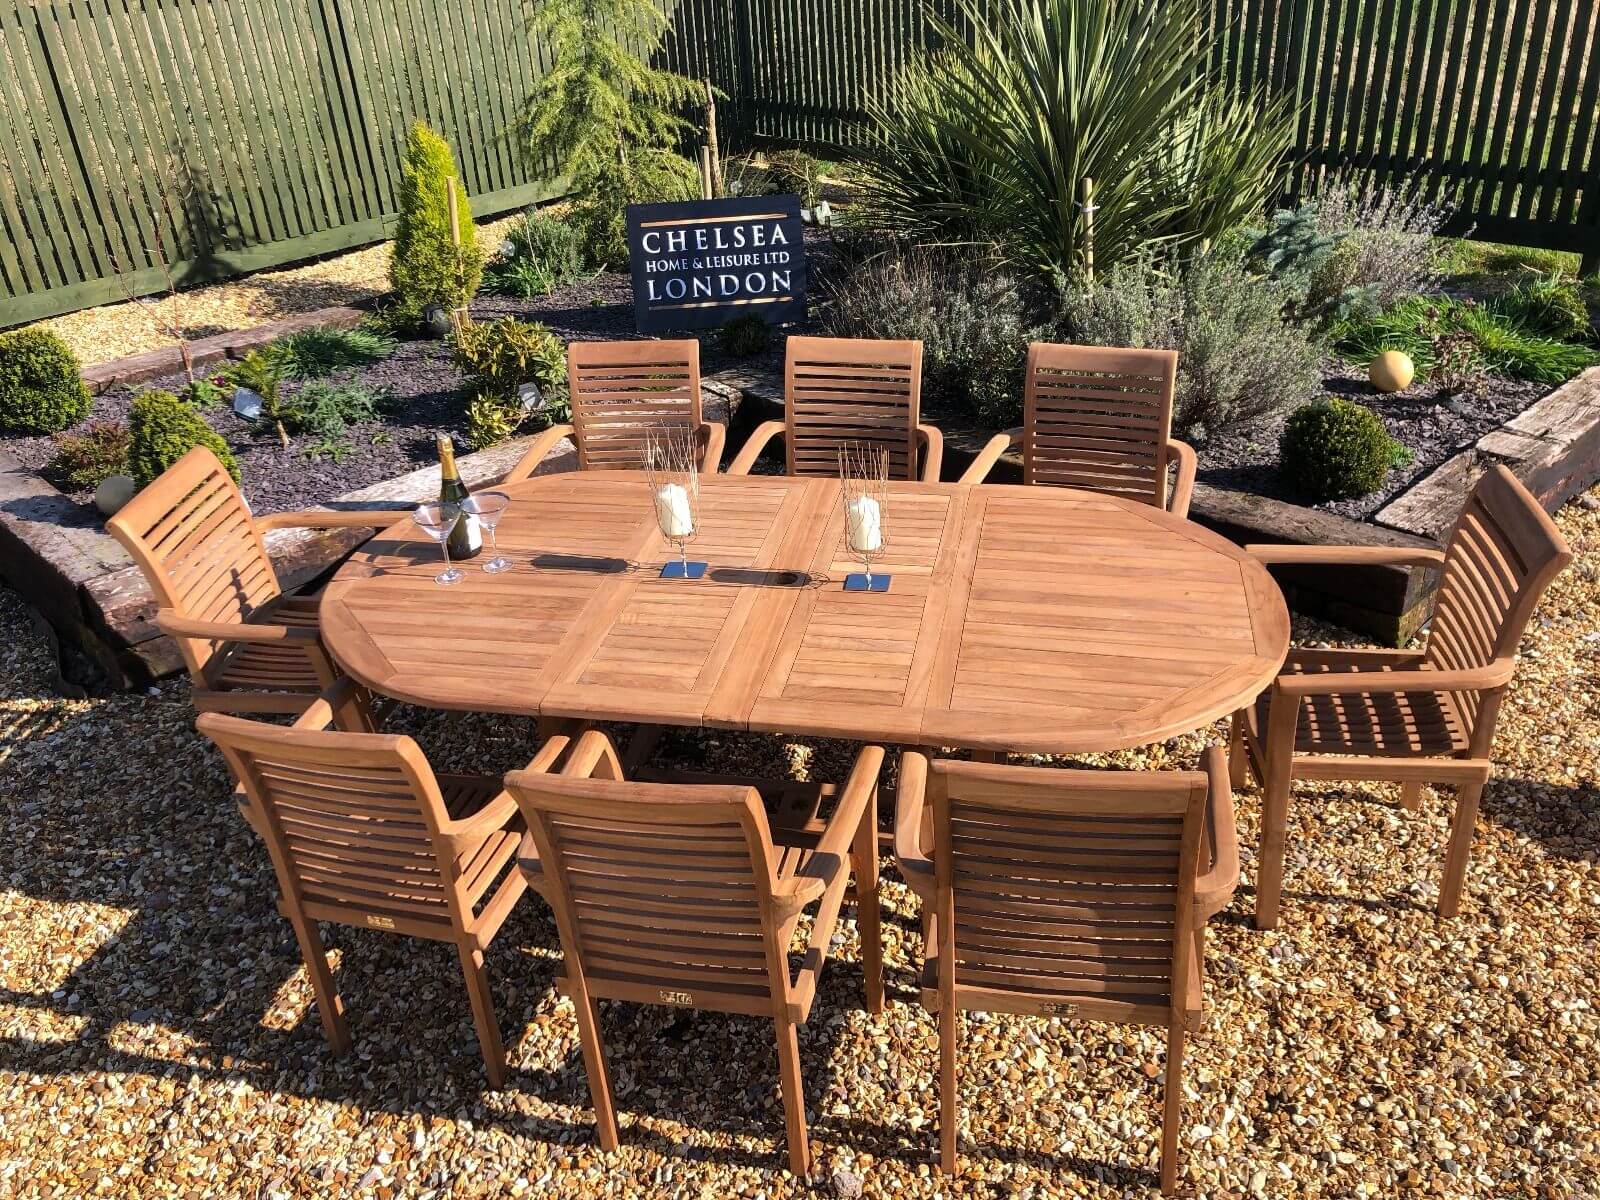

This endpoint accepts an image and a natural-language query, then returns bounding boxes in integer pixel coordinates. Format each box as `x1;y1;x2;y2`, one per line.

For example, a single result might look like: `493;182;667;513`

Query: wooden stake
1080;177;1097;282
446;175;461;248
704;79;721;198
699;146;714;201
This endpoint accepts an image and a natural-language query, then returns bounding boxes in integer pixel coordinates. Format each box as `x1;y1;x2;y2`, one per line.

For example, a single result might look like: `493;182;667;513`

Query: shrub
281;379;389;439
822;243;1045;426
765;150;823;208
49;420;131;489
484;210;586;297
1280;398;1408;502
0;328;91;434
451;319;568;419
128;390;238;487
273;326;396;380
849;0;1294;278
390;121;483;321
717;314;775;358
464;394;523;450
1453;304;1600;383
569;153;700;268
1301;182;1451;317
1062;246;1323;438
183;377;228;410
1490;274;1590;340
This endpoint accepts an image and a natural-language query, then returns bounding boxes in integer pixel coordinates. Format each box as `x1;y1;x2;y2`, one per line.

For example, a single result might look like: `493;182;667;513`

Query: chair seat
1250;656;1470;758
208;593;329;694
438;773;523;912
918;944;1202;1026
264;592;323;626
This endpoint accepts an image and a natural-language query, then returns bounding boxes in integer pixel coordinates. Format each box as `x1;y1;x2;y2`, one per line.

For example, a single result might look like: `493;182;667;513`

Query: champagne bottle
437;433;483;559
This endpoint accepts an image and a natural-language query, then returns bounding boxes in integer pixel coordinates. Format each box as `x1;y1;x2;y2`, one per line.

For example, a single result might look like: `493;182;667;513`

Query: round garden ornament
95;474;137;516
1369;350;1415;393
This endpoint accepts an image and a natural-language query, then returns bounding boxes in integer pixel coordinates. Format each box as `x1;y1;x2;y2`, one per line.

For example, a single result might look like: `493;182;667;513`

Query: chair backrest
927;760;1208;1026
509;774;791;1018
198;713;467;938
1022;343;1179;509
106;445;280;679
1424;464;1573;747
569;339;703;471
785;336;923;480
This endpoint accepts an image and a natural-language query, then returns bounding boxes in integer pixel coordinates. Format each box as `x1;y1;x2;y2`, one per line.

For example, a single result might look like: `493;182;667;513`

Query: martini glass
412;502;464;585
463;491;511;573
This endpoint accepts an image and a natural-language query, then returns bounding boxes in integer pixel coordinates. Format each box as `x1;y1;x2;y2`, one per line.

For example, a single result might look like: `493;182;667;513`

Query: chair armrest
776;744;885;920
697;420;727;474
559;727;625;781
1194;746;1238;922
1167;438;1197;520
157;609;322;645
1246;543;1446;569
958;429;1022;484
893;749;935;901
1275;657;1517;697
916;423;945;482
726;420;786;475
287;679;361;732
253;509;401;534
500;423;576;484
442;729;578;854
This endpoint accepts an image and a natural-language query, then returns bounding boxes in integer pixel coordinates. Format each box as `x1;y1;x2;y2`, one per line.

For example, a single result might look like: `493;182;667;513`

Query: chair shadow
1479;774;1599;865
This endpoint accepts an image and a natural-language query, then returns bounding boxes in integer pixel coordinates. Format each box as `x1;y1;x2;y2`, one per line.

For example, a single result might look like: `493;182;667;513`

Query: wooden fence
3;0;1597;326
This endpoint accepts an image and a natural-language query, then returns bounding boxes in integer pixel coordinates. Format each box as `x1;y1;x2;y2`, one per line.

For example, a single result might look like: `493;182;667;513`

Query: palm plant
851;0;1296;280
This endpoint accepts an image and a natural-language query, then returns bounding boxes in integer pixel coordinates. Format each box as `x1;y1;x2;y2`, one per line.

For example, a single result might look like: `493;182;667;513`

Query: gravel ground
1;486;1596;1198
1195;366;1551;520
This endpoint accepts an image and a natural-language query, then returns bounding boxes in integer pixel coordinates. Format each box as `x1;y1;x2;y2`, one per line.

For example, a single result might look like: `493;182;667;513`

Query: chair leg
1438;778;1484;919
939;1005;959;1173
285;910;349;1054
455;943;507;1089
852;789;885;1015
1254;697;1300;931
1160;1023;1186;1197
775;1016;810;1176
1228;710;1249;789
1400;780;1423;812
572;991;619;1151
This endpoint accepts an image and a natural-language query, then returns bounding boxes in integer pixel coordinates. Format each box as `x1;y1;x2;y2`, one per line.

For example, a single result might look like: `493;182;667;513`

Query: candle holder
839;441;890;592
645;427;706;580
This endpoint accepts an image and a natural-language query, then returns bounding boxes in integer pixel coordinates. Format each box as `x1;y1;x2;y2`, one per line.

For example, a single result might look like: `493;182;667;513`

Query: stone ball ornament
95;474;137;516
1369;350;1415;394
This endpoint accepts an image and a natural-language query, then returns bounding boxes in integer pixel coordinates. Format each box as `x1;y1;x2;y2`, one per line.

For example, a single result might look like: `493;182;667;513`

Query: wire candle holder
645;426;706;579
839;441;891;592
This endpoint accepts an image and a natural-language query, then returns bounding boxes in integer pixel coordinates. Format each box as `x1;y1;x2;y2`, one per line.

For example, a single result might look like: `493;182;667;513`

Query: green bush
390;121;483;321
464;394;523;450
49;420;131;489
1062;246;1323;438
821;242;1044;426
765;150;823;208
717;314;775;358
1490;274;1590;340
273;326;397;380
451;319;569;421
570;153;700;268
484;210;586;297
0;328;91;434
1280;398;1408;502
128;390;239;488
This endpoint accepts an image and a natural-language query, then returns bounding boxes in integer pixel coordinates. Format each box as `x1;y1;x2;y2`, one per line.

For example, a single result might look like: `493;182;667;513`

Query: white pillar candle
845;495;882;553
654;482;694;538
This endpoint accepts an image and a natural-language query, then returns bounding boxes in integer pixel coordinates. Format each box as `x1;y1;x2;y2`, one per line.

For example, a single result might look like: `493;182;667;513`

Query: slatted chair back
514;775;792;1018
928;761;1208;1026
1022;343;1179;509
569;339;703;471
785;336;923;480
106;446;280;680
1424;465;1573;749
200;716;471;939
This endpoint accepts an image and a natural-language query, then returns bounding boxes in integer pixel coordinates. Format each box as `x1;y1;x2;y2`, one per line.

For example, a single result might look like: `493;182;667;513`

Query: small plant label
626;195;808;333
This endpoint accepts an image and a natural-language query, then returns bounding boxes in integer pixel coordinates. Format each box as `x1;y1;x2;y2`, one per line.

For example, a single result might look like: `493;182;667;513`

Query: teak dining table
319;472;1290;756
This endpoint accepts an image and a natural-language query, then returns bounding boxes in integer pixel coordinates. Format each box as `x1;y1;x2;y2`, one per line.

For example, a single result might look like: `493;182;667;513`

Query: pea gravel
0;489;1596;1199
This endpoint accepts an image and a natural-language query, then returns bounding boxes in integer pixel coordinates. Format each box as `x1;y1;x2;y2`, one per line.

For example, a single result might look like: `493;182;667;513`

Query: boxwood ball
1369;350;1415;393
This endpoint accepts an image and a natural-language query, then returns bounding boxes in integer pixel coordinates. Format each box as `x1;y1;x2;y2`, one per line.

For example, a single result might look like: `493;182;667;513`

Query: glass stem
489;527;501;560
440;535;452;575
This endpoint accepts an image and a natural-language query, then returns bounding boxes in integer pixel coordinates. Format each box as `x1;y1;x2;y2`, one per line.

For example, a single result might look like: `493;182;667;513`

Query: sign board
626;195;808;333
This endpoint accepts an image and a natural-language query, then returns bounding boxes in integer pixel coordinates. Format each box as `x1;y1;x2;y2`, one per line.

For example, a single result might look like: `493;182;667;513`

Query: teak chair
504;339;725;481
894;749;1238;1195
198;682;586;1088
106;445;395;715
959;343;1197;519
727;335;943;481
1235;464;1573;929
506;730;886;1176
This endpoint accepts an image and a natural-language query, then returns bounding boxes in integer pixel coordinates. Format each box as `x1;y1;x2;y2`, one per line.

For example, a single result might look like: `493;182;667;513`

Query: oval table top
319;471;1290;755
